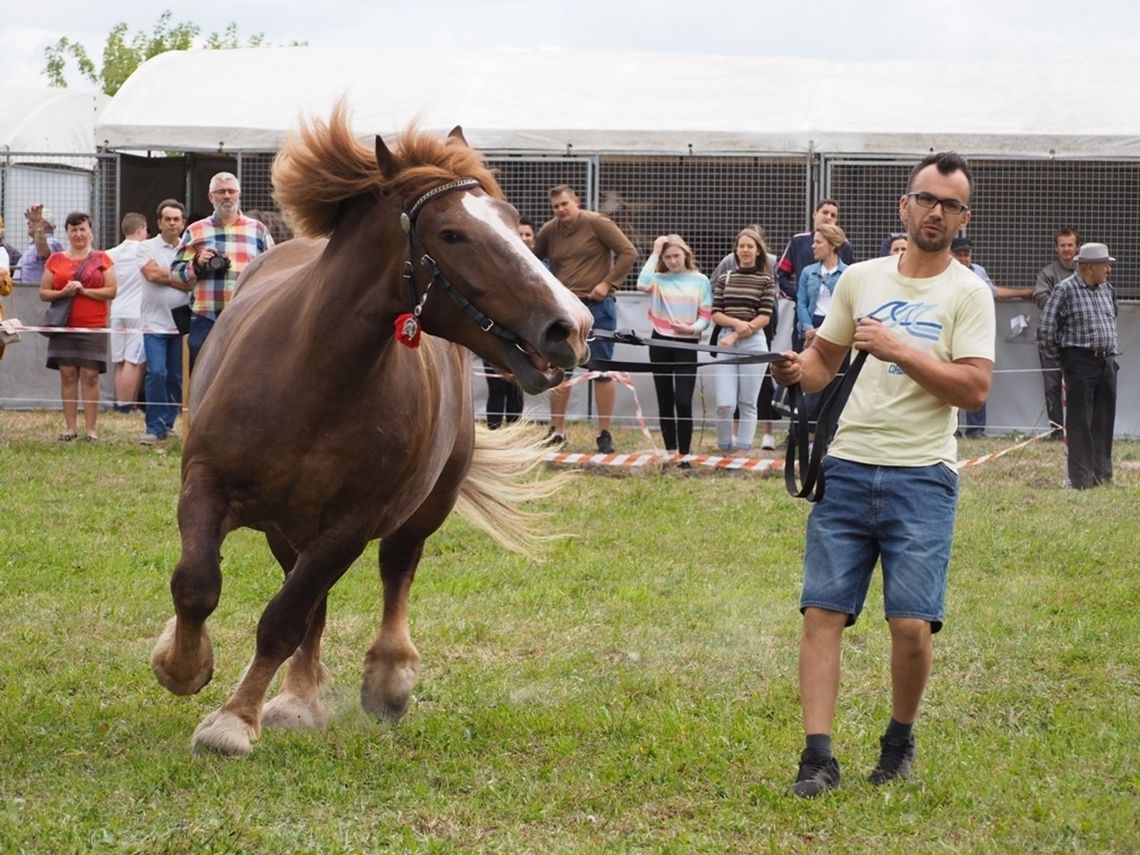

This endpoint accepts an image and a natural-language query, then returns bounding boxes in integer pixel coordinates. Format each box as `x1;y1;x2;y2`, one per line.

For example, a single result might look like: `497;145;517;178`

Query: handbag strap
71;251;96;286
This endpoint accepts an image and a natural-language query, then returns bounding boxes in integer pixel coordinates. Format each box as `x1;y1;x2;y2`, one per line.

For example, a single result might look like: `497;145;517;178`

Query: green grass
1;412;1137;852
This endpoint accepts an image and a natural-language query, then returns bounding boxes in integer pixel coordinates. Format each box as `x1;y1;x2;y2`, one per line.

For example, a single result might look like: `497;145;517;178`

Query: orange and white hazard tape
555;369;659;450
956;429;1052;468
544;449;784;472
546;430;1057;474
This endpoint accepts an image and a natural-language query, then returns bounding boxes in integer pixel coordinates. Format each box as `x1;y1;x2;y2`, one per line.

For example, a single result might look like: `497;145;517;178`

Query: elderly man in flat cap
1037;242;1119;489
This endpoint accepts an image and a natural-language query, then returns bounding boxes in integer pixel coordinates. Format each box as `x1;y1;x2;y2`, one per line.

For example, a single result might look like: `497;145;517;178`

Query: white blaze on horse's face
459;193;593;330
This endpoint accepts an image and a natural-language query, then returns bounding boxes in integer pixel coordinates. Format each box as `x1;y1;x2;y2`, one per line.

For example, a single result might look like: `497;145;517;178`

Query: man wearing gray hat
1037;242;1119;489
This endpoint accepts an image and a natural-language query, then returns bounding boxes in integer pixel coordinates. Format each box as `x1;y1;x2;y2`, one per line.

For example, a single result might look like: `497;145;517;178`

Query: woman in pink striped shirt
637;234;712;466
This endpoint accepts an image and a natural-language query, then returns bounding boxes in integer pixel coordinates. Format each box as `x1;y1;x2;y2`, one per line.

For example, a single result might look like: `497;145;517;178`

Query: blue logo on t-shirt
865;300;943;342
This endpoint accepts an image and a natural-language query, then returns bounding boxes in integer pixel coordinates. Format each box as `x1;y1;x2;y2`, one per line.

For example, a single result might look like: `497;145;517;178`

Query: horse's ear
447;125;468;146
375;134;397;177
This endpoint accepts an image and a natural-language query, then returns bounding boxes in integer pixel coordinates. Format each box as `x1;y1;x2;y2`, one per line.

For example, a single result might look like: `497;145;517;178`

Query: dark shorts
46;332;108;373
800;456;959;632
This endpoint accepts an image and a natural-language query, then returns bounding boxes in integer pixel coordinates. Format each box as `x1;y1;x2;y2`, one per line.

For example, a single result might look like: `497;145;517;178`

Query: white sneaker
761;433;777;450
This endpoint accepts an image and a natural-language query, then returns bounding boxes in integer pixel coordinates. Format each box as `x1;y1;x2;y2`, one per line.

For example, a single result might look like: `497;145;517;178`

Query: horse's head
376;129;593;394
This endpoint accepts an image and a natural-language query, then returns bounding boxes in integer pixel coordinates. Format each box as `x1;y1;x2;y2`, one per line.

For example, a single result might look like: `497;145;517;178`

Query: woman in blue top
796;223;848;346
637;234;712;465
795;223;849;435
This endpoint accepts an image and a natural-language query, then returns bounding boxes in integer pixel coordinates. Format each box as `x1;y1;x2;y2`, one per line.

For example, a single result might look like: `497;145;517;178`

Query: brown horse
150;105;593;756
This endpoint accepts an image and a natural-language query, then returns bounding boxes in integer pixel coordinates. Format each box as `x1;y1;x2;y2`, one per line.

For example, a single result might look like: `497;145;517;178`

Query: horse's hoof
262;693;327;731
191;709;256;757
151;617;214;695
361;694;409;723
360;660;418;722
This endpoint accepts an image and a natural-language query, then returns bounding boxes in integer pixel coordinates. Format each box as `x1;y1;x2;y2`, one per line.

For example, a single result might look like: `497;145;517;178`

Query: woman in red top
39;211;117;441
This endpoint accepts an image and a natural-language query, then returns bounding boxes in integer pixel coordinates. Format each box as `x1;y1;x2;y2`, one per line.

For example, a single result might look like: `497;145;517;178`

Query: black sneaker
543;428;566;449
793;749;840;798
596;430;615;454
868;733;915;785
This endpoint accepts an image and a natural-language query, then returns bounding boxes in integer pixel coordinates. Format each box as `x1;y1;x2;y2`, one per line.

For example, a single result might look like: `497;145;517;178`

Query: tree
42;11;296;96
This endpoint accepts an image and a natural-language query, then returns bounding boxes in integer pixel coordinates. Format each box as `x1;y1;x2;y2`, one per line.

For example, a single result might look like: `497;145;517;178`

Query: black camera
196;252;231;276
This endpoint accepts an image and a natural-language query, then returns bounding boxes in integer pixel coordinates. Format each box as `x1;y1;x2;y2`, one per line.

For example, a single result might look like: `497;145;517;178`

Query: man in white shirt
138;199;190;444
108;213;150;411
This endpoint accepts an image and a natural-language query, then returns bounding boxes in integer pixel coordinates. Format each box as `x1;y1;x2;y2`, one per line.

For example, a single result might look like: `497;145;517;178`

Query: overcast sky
3;0;1138;90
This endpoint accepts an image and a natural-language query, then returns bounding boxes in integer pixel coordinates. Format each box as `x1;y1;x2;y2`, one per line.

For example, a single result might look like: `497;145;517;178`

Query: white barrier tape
0;319;179;335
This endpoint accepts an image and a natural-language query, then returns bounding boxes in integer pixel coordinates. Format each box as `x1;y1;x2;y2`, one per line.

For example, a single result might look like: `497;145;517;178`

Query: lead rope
784;349;869;502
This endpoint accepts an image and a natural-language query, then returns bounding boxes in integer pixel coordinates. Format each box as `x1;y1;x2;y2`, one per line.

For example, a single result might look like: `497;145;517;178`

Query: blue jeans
801;456;959;632
713;328;769;450
187;314;215;372
143;332;183;437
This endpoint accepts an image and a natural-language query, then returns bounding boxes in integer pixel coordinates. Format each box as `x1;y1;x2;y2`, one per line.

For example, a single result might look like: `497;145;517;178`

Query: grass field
1;411;1137;852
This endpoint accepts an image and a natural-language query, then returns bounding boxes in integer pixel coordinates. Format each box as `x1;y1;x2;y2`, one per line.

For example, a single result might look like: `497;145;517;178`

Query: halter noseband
395;178;523;348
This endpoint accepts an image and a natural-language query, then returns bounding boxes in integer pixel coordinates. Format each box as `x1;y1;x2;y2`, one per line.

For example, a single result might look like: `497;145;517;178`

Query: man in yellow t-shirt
771;152;996;798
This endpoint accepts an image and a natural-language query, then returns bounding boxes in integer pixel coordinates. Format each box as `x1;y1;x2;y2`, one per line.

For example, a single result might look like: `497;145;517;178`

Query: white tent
96;48;1135;157
1;87;109;155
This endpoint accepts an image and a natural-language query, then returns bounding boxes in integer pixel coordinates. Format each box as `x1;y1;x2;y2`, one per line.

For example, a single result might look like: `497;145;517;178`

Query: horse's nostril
542;320;572;347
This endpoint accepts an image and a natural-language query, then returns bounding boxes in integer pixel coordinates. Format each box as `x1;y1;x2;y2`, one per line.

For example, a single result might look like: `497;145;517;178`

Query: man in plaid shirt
1037;242;1119;489
171;172;274;370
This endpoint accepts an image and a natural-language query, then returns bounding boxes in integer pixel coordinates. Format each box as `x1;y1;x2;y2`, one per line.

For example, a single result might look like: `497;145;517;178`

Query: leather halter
399;178;522;346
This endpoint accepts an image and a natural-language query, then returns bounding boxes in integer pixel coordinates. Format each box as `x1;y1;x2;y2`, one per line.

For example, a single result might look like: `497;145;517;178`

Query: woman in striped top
637;234;713;464
710;228;777;451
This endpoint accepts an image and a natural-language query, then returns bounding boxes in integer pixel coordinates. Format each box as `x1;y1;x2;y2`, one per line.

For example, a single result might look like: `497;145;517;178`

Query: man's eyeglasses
906;192;970;214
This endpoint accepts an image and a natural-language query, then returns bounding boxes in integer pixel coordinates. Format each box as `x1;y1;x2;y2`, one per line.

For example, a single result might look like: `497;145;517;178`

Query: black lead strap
784;349;869;502
589;328;787;367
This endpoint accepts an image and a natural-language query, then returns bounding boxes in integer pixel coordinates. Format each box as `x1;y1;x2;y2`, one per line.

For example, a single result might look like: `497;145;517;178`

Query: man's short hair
519;216;535;229
209;172;241;192
1054;226;1081;245
815;198;839;213
121;212;148;236
906;152;973;195
548;184;576;199
156;198;186;220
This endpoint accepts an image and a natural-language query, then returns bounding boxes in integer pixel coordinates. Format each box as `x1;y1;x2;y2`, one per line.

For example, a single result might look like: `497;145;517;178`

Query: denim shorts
800;456;959;632
584;295;617;365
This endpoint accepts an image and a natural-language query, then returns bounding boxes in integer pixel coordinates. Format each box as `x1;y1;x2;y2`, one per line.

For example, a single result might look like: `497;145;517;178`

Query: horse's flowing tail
455;422;570;557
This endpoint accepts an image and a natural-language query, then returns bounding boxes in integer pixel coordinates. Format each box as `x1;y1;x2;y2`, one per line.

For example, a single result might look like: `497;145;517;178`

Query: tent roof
1;87;108;154
95;48;1138;157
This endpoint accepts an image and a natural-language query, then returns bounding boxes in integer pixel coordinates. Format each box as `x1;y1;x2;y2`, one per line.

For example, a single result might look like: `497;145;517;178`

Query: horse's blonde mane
272;101;502;238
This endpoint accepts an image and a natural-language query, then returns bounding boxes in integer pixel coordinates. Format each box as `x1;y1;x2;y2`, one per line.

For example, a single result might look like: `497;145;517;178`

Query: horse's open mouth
502;341;567;394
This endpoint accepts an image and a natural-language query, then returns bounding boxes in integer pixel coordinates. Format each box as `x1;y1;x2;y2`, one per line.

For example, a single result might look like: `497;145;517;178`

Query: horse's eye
439;230;463;244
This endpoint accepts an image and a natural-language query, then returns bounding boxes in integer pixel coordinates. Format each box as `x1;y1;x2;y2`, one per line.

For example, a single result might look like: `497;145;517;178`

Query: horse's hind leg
261;531;331;732
151;483;228;695
192;534;367;756
361;535;424;722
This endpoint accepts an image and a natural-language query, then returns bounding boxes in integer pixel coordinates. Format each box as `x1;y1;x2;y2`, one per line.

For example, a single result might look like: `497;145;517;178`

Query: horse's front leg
361;536;424;721
261;532;331;732
193;535;366;756
151;483;228;695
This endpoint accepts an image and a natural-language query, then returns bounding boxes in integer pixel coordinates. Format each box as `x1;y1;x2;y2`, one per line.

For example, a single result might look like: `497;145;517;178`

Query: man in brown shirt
534;185;637;453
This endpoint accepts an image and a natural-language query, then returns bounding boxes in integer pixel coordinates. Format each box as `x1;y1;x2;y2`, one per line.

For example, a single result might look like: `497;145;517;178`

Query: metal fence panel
824;156;1140;298
2;154;115;275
